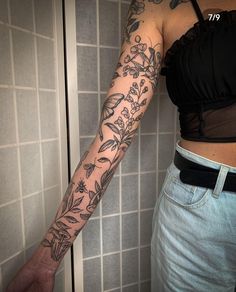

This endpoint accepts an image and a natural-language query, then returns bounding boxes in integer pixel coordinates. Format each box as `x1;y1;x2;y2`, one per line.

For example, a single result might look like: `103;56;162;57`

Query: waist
179;138;236;167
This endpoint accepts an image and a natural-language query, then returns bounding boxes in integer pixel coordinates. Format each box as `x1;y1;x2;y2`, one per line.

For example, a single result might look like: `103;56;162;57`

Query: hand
6;258;56;292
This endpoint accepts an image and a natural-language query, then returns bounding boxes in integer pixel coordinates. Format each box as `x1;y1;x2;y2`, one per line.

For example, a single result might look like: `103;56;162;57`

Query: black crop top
160;0;236;142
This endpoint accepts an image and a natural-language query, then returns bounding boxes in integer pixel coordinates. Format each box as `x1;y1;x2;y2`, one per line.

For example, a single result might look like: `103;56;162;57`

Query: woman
6;0;236;291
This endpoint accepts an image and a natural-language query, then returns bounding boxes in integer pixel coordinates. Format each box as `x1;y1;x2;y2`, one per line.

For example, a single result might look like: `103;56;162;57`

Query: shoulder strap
190;0;205;23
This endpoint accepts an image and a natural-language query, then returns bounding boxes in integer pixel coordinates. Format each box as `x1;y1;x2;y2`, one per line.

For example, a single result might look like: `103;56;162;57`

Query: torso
156;0;236;167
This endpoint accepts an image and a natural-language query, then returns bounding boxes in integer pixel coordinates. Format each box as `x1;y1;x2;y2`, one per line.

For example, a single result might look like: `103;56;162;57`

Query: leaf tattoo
122;0;145;44
148;0;190;9
41;188;85;262
98;93;125;141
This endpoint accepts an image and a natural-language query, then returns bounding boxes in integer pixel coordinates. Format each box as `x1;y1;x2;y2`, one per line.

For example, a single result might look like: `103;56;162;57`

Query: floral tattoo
41;78;152;262
123;35;161;89
111;35;161;90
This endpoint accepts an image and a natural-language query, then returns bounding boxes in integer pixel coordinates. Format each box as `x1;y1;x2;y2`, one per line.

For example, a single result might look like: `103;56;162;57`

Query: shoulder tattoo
137;0;190;9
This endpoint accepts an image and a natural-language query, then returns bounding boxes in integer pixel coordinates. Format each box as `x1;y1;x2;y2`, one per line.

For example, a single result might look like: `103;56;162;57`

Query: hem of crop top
161;9;236;74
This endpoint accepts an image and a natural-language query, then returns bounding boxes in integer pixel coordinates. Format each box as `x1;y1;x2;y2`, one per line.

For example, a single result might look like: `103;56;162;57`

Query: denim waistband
175;139;236;174
175;140;236;198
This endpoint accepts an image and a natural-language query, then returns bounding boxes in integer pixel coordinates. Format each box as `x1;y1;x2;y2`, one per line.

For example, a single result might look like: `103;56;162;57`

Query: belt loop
212;165;230;199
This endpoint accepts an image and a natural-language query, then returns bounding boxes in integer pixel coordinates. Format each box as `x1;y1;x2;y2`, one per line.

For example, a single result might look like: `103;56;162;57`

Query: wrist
30;243;60;274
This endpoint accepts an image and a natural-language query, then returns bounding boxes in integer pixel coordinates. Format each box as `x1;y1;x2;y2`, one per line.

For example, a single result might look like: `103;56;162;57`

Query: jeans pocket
163;164;211;209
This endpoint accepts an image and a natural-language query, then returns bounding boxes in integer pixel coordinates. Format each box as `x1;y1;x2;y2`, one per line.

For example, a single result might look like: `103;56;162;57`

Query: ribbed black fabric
161;0;236;142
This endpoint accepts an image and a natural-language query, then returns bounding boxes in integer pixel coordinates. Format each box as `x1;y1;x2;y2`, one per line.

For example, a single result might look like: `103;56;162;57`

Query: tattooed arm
36;0;163;270
6;1;163;291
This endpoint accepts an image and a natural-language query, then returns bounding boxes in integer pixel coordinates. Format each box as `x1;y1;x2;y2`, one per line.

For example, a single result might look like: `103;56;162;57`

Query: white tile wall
0;1;68;291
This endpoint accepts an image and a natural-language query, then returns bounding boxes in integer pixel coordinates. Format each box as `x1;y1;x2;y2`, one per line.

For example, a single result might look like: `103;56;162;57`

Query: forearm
32;133;129;271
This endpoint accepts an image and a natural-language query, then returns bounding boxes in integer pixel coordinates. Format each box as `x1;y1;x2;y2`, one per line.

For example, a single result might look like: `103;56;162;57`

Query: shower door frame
63;0;84;291
54;0;74;290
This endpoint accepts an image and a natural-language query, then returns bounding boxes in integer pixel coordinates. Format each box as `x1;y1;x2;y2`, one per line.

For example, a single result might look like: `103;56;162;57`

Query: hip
179;138;236;167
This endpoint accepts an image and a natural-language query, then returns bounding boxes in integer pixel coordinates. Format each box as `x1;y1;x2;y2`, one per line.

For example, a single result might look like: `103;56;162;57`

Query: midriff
179;138;236;167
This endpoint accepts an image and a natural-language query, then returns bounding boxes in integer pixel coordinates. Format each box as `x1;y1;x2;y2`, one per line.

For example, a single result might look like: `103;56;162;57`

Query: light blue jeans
151;140;236;291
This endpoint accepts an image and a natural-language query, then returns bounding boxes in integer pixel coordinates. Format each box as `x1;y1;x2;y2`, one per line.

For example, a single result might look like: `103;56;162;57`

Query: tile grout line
79;132;159;139
104;279;151;292
0;251;22;267
96;0;104;291
78;90;100;94
0;84;57;91
0;19;54;41
7;0;27;262
0;138;59;150
0;184;59;208
89;207;155;220
0;237;48;266
118;0;123;290
83;245;150;263
32;0;47;236
76;42;120;49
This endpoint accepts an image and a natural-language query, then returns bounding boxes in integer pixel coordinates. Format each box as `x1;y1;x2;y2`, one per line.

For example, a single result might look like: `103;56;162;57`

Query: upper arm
121;0;163;53
94;0;163;157
119;0;163;91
